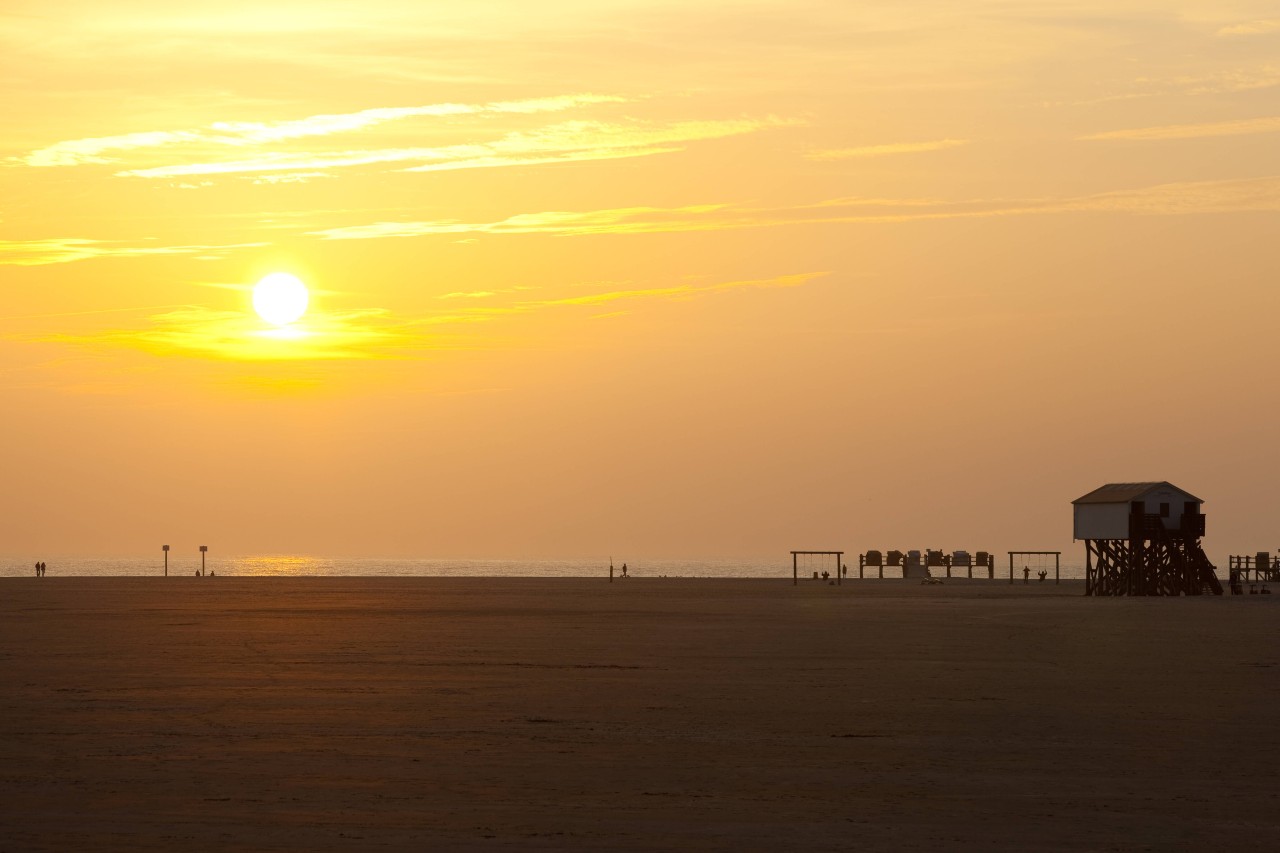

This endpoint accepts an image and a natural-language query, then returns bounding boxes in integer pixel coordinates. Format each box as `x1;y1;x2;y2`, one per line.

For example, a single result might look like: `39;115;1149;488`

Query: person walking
1022;565;1030;584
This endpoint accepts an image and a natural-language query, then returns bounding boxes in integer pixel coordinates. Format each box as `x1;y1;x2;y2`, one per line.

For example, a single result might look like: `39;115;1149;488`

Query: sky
2;1;1277;561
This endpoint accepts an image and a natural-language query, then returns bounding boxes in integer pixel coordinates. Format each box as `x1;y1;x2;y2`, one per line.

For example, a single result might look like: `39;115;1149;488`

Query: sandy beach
1;577;1276;851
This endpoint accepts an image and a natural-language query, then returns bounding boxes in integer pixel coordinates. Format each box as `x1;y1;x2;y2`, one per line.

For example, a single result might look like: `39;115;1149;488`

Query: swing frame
1007;551;1061;585
790;551;844;586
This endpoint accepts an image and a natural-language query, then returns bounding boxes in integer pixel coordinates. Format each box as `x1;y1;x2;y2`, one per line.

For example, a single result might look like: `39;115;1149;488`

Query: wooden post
837;551;842;586
162;544;169;577
1055;552;1060;585
200;545;207;576
1085;542;1093;595
792;552;797;586
1008;552;1014;584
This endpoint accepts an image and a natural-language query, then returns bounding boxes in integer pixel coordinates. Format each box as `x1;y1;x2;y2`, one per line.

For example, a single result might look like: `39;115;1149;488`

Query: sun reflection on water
232;555;327;576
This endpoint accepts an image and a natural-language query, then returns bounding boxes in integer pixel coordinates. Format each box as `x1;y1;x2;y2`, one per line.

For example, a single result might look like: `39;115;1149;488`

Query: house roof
1072;482;1203;505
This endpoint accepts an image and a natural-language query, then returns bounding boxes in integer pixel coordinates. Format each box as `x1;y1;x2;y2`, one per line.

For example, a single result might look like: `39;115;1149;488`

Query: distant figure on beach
621;563;628;578
1037;570;1047;583
209;569;215;577
821;570;829;581
195;569;200;577
1023;565;1030;584
35;562;40;578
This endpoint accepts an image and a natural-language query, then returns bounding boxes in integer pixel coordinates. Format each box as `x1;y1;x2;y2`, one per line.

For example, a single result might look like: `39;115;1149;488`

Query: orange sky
2;1;1277;560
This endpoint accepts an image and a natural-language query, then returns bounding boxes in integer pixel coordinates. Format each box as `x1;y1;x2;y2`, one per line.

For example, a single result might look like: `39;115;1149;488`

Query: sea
0;555;1095;580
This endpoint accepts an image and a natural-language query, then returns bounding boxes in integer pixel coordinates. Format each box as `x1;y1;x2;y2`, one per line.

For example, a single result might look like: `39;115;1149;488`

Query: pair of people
34;561;47;577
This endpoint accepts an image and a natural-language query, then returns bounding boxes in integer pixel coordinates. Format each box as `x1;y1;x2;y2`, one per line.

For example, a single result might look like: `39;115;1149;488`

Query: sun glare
253;272;309;325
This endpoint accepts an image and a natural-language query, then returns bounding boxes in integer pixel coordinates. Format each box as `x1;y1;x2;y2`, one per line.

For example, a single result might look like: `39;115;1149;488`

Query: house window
1159;502;1170;517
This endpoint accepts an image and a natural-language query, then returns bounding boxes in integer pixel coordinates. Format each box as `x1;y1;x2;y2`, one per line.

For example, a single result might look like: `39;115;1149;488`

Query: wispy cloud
0;238;266;266
310;205;731;241
249;172;333;185
519;272;823;309
807;139;968;160
309;175;1280;243
51;306;421;362
1081;116;1280;141
409;272;828;327
45;272;826;362
117;117;790;179
14;94;627;168
1174;65;1280;95
1218;20;1280;36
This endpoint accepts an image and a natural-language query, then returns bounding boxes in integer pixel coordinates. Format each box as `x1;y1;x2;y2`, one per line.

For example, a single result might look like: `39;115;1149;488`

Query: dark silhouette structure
163;544;170;577
1226;552;1277;595
1006;551;1061;584
791;550;843;585
1073;482;1221;596
199;545;208;577
857;549;994;579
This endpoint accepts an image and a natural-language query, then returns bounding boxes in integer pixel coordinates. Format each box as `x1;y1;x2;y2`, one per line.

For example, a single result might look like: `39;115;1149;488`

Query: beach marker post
200;545;207;576
163;544;169;577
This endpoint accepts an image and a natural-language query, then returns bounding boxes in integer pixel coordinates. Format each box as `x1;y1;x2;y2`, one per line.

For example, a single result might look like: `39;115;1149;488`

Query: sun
253;273;309;326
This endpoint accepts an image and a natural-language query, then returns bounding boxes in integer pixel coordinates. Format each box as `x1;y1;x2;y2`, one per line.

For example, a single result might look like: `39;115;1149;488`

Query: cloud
1081;116;1280;141
519;272;824;309
18;131;205;167
807;139;969;160
15;94;627;168
43;272;826;362
248;172;333;185
407;272;828;328
1218;20;1280;36
310;205;731;241
50;306;422;362
1175;65;1280;95
309;175;1280;243
117;117;790;179
1048;175;1280;215
0;238;266;266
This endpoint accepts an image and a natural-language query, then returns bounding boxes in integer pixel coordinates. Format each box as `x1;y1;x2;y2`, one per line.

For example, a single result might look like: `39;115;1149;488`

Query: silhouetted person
1023;565;1030;584
621;563;628;578
209;569;215;577
1038;570;1047;583
35;562;40;578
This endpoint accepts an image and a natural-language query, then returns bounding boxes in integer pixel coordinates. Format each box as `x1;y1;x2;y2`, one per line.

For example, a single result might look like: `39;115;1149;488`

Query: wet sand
1;577;1277;851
